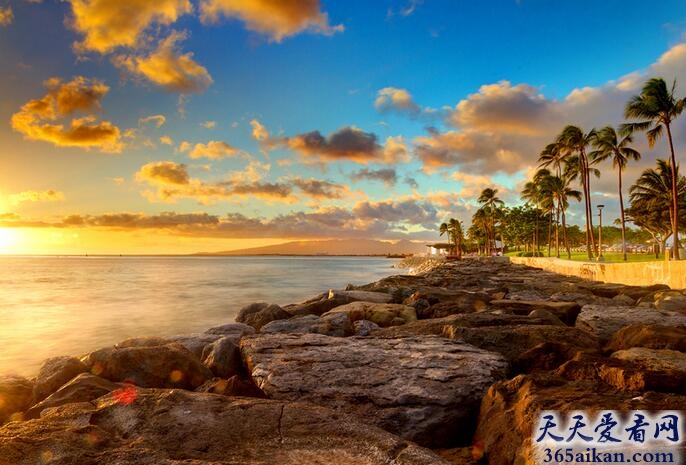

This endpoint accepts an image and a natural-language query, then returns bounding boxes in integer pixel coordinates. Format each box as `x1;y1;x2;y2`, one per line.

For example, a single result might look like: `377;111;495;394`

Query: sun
0;228;19;254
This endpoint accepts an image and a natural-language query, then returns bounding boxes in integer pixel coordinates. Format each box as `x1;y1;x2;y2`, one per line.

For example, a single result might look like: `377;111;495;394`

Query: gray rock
490;299;580;325
204;322;255;340
240;333;508;447
261;313;353;337
201;336;244;378
329;289;393;304
576;305;686;343
612;293;636;306
235;302;291;330
0;389;454;465
32;356;88;403
353;319;380;336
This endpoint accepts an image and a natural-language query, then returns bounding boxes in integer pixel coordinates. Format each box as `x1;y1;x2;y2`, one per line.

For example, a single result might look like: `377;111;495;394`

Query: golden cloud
10;76;123;153
181;140;241;160
199;0;343;42
135;160;295;204
113;32;213;93
160;135;174;145
69;0;193;54
201;120;217;129
9;190;65;204
250;119;269;141
292;178;349;199
375;87;420;114
0;6;13;27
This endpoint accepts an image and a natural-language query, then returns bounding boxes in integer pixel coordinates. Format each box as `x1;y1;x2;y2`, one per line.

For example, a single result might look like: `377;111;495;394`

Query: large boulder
610;347;686;393
195;375;266;398
322;302;417;327
0;389;453;465
575;305;686;343
606;324;686;352
82;342;212;389
240;333;508;447
32;356;88;403
26;373;120;420
260;313;354;337
235;302;291;330
0;376;33;424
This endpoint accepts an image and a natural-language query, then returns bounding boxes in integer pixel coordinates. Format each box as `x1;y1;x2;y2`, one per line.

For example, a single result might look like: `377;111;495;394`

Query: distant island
193;239;428;257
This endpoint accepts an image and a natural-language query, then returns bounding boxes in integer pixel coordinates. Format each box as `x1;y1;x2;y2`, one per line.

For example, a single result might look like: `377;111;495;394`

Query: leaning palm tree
521;180;545;252
590;126;641;261
623;77;686;259
557;125;598;260
554;169;583;259
629;159;686;261
533;169;557;257
477;188;505;255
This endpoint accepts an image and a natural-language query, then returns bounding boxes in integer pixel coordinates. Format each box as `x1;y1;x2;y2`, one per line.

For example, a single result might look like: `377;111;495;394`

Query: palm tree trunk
618;169;627;261
666;123;680;260
547;206;553;257
583;152;597;259
562;208;571;259
555;202;560;258
581;165;593;260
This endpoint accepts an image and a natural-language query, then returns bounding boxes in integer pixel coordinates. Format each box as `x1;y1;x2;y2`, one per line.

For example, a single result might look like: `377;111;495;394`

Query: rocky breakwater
0;257;685;464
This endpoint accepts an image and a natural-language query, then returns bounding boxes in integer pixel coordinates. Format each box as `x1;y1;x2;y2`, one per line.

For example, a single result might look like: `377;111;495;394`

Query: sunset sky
2;0;686;254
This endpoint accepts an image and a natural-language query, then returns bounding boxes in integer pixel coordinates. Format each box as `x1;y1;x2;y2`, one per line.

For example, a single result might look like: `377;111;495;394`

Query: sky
2;0;686;254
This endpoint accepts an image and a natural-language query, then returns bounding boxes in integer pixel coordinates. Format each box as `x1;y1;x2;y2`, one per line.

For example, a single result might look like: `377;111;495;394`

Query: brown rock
26;373;120;419
82;342;212;389
475;372;686;465
32;356;88;403
0;389;453;465
606;324;686;352
489;299;580;325
195;375;266;398
322;301;417;327
201;336;244;378
443;324;599;374
0;376;33;424
235;302;291;330
115;336;171;348
575;305;686;343
405;288;491;319
653;290;686;313
260;312;354;336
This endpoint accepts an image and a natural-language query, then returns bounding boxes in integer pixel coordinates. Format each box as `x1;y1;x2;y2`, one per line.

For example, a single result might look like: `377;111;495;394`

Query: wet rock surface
2;257;686;464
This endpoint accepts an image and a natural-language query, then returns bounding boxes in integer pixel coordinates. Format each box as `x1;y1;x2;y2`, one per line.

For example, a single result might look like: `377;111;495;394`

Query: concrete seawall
509;256;686;290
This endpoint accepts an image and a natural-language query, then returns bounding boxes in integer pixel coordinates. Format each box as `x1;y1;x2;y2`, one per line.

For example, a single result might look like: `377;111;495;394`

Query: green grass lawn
506;250;661;263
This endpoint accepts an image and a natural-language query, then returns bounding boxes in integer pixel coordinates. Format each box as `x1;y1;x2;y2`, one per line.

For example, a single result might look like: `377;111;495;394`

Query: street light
597;204;605;262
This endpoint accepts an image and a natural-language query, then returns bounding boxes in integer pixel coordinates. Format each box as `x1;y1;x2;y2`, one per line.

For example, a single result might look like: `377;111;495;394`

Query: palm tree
533;169;557;257
629;159;686;261
521;180;544;252
439;218;464;259
477;188;505;255
590;126;641;261
623;77;686;259
557;125;598;260
539;141;566;177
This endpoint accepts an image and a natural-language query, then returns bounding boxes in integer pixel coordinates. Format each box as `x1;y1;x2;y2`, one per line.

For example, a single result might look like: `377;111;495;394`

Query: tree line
439;77;686;261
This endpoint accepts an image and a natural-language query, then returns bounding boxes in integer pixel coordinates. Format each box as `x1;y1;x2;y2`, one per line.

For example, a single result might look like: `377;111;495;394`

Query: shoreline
1;257;685;464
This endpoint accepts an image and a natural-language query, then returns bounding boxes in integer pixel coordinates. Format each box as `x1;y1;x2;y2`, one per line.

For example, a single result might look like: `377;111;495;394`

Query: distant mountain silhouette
196;239;428;256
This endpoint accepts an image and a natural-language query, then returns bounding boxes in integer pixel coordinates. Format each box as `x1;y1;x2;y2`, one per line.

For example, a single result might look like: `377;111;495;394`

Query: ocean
0;255;400;377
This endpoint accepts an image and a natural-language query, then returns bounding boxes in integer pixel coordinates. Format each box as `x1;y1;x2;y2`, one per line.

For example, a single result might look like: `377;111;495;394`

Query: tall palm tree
557;125;598;260
521;180;544;252
553;170;583;259
629;159;686;261
439;218;464;259
533;169;557;257
538;141;566;177
623;77;686;259
590;126;641;261
477;188;505;255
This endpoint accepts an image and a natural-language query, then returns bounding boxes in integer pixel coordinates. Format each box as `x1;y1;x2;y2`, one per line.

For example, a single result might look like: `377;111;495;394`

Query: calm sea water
0;256;400;377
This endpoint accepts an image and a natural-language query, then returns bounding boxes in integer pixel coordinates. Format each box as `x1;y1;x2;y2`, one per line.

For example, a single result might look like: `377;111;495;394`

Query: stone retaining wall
509;256;686;290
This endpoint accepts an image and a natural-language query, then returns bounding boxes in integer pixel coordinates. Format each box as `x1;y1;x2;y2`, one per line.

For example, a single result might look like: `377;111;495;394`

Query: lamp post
597;204;605;262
